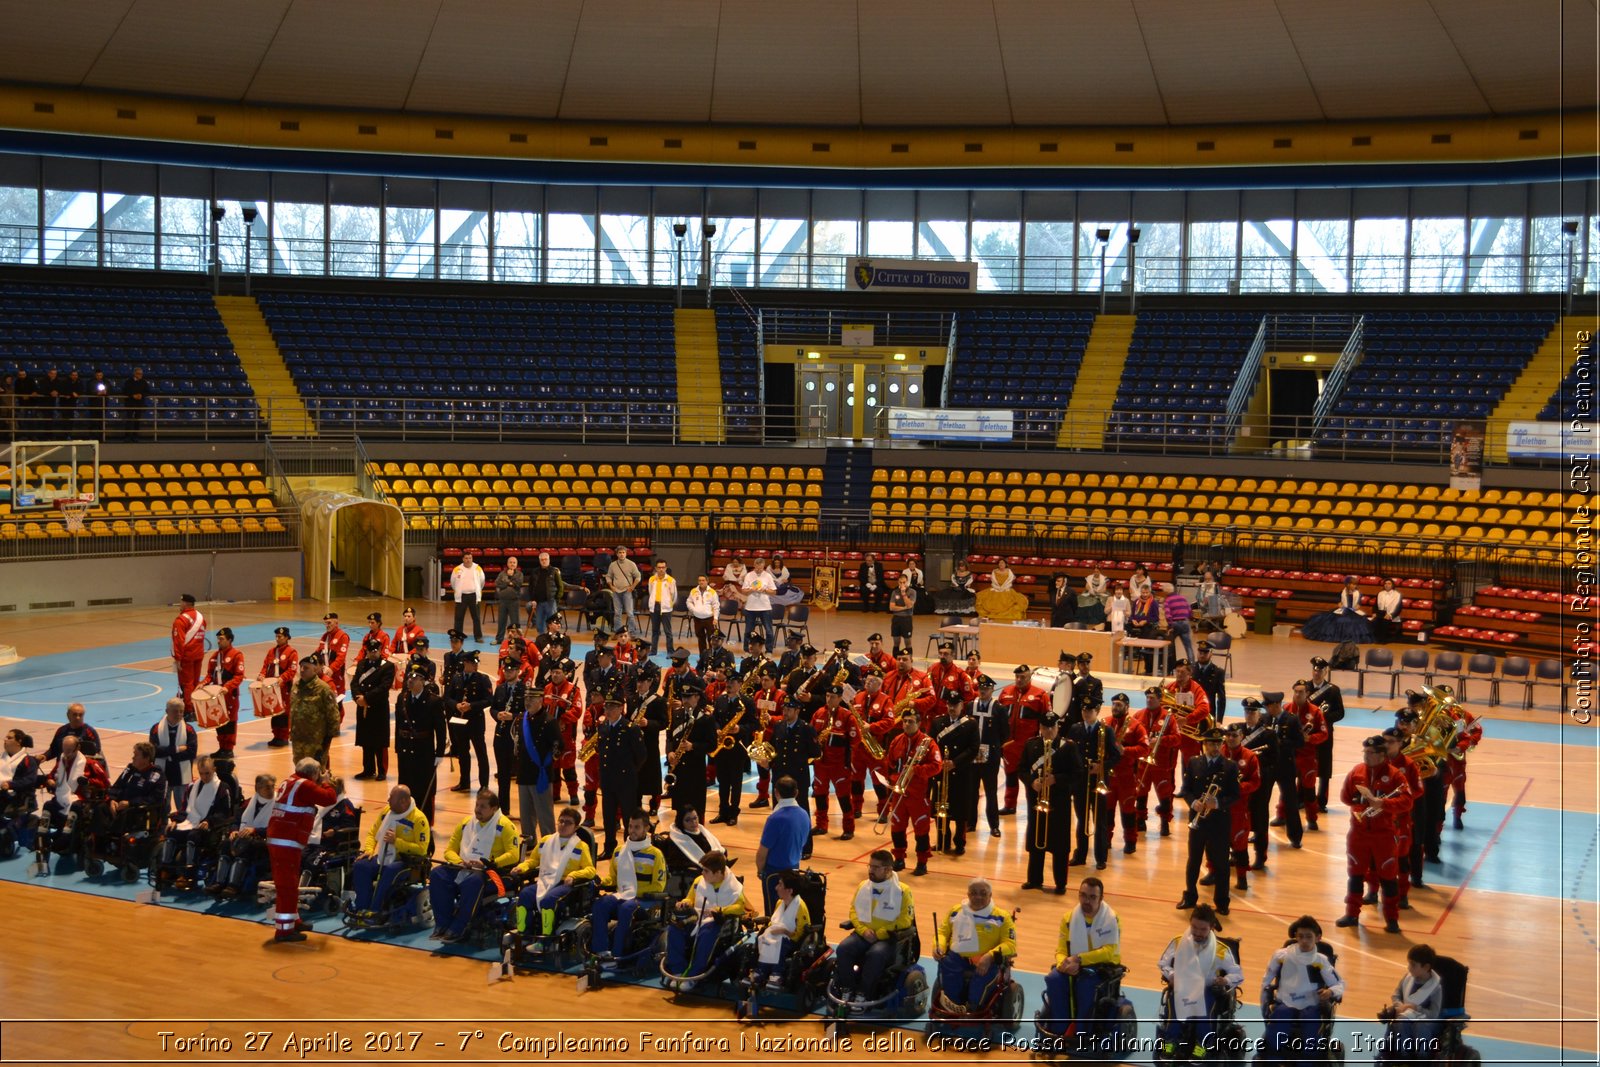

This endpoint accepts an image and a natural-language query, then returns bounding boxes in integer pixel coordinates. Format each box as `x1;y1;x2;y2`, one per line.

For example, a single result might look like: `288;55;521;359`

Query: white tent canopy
298;491;404;603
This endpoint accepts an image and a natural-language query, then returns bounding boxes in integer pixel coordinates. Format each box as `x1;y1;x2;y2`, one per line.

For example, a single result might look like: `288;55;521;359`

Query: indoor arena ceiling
0;0;1592;129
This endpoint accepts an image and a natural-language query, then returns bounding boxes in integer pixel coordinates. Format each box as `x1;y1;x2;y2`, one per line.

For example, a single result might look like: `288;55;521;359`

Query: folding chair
1355;647;1399;698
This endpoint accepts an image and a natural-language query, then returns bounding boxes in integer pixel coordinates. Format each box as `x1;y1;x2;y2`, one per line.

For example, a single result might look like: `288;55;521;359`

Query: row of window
0;162;1595;294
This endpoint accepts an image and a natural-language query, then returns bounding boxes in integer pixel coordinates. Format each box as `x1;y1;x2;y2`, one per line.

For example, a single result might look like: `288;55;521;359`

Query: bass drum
1223;612;1247;639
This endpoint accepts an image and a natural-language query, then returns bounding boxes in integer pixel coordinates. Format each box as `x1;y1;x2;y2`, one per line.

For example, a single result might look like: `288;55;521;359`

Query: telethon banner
886;407;1014;442
1506;420;1590;458
847;257;978;292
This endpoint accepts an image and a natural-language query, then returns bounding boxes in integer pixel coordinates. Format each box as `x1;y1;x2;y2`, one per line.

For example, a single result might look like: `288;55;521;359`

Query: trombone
1031;746;1054;851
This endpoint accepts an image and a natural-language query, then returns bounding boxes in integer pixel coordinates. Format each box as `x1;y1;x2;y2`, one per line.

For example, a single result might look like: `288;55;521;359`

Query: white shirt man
645;562;680;656
742;562;777;651
451;552;487;643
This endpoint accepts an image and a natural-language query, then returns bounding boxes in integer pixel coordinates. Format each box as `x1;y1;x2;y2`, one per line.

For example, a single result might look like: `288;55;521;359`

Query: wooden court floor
0;597;1594;1064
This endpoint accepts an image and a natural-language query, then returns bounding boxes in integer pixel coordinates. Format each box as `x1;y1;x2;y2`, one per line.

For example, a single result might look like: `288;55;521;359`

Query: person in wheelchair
429;788;520;942
833;849;915;1004
1157;904;1243;1059
156;755;238;890
91;740;166;865
1039;876;1122;1038
659;807;725;897
1260;916;1344;1064
511;805;597;937
0;730;41;854
210;772;276;896
590;809;668;961
736;868;813;1018
1378;945;1444;1060
35;734;109;859
349;784;431;918
933;877;1016;1013
663;849;752;990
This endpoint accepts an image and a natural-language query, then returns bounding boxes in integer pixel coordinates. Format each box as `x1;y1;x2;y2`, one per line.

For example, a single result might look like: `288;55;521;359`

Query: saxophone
711;703;747;756
850;702;887;762
576;714;603;762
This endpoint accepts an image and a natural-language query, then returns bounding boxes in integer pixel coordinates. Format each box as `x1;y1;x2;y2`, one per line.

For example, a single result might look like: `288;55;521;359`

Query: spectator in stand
1107;583;1132;634
63;370;82;438
988;559;1016;593
87;369;110;438
13;369;37;436
42;369;63;438
122;367;152;440
526;551;565;634
1373;579;1403;644
1162;583;1197;664
0;374;14;440
742;558;778;650
858;553;886;614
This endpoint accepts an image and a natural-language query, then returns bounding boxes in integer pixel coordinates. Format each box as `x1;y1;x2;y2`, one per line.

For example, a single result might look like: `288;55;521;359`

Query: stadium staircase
214;296;315;438
1057;314;1136;449
673;308;725;443
821;448;875;514
1486;313;1599;462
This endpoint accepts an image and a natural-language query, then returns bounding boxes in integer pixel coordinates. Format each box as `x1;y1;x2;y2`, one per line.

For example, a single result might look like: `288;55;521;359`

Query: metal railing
1314;316;1367;431
759;308;953;346
1222;317;1269;440
0;510;301;562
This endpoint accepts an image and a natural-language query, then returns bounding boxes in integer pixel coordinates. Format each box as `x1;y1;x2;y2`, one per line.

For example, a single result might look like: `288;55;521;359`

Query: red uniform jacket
265;774;340;849
1388;754;1425;825
546;681;580;769
866;649;896;676
1291;701;1329;763
612;638;639;666
171;607;206;661
812;704;854;761
997;683;1049;773
883;667;938;717
1164;680;1213;760
260;644;299;697
752;685;787;744
851;690;897;767
1135;705;1183;770
205;647;247;711
928;662;976;704
1108;716;1149;792
360;627;393;659
886;731;943;795
1340;761;1414;835
1226;743;1262;803
316;628;350;693
391;623;427;656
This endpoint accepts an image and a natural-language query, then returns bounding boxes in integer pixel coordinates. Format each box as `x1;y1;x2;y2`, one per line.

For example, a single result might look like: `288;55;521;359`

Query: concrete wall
0;550;303;613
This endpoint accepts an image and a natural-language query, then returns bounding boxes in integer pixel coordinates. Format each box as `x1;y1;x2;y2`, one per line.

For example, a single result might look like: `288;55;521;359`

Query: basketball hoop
57;498;90;534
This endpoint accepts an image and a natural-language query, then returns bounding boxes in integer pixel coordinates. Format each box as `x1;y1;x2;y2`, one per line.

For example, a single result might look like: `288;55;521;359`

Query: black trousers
450;710;489;789
600;778;640;855
454;594;483;640
972;760;1002;831
714;753;747;817
1185;814;1232;908
1024;790;1073;889
1315;727;1335;807
1268;768;1301;845
1072;789;1114;864
1248;784;1271;865
861;586;887;612
493;729;515;812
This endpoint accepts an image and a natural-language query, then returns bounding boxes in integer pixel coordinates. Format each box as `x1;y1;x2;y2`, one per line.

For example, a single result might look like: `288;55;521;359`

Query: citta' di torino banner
848;257;977;292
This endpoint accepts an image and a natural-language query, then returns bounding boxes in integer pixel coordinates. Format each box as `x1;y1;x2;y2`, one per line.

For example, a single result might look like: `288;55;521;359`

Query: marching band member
315;612;350;701
833;849;914;1003
664;849;751;988
265;757;338;943
865;633;896;676
594;691;647;859
736;632;769;681
1284;680;1328;833
577;687;604;827
1041;876;1121;1037
394;667;447;823
745;665;785;810
391;607;426;691
170;593;207;717
491;655;531;806
544;660;582;807
361;612;392;661
613;627;640;669
763;698;821;826
514;687;561;841
1134;686;1181;837
783;643;824;717
1337;736;1412;933
629;666;669;821
149;697;198;812
776;631;806;679
927;641;976;704
590;808;668;959
1307;656;1345;811
1379;727;1424;911
1021;712;1079;894
429;788;519;942
442;628;470;694
534;617;572;684
709;675;754;827
1442;706;1483;831
699;629;736;678
512;806;596;936
205;627;247;758
1258;691;1304;850
1106;694;1148;855
1165;661;1214;764
998;664;1048;815
1218;723;1261;893
259;628;298;748
1192;641;1227;726
931;689;980;855
289;655;340;768
969;675;1006;837
445;650;494;794
934;877;1017;1011
882;708;942;877
402;634;435;687
665;678;716;820
1068;686;1120;870
350;638;396;781
811;685;856;839
1396;698;1444;875
1175;728;1239;915
850;669;896;819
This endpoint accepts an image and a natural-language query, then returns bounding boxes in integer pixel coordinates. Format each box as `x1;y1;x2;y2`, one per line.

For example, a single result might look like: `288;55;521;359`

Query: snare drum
1223;612;1247;639
249;678;286;719
192;684;231;729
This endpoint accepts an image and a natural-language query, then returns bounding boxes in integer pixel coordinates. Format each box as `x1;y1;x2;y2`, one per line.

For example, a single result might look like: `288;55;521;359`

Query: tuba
1401;686;1457;777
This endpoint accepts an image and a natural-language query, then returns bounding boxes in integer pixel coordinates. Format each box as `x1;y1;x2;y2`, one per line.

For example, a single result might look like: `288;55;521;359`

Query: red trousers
1294;754;1321;824
1136;757;1177;821
269;843;304;933
177;657;204;713
1345;826;1400;923
216;702;240;753
891;798;932;863
813;755;855;833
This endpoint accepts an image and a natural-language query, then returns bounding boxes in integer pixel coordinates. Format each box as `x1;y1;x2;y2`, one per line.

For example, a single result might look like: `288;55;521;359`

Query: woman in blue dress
1301;576;1374;643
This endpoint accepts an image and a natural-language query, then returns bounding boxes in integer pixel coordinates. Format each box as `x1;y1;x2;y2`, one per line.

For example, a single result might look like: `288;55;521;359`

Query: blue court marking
0;853;1576;1064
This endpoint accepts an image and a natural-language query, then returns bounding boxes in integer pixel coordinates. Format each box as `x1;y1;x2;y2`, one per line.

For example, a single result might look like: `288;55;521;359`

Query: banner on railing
887;408;1014;442
847;257;977;293
1506;420;1590;459
1448;420;1485;490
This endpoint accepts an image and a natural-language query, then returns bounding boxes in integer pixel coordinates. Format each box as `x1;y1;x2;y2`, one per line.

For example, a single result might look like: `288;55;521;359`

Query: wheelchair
1154;936;1249;1066
207;832;269;899
81;795;165;883
928;954;1025;1036
1374;956;1479;1066
152;821;230;894
0;789;37;860
501;826;602;969
659;906;757;996
820;918;931;1029
1255;939;1345;1065
1033;963;1139;1062
576;891;674;989
301;814;367;916
725;869;833;1018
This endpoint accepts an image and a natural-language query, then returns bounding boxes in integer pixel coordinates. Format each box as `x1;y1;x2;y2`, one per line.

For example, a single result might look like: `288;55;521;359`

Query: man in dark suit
857;553;886;613
1176;727;1241;914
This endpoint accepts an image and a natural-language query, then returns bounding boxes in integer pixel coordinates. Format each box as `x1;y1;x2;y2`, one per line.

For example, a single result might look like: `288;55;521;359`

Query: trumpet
875;735;932;834
1188;782;1220;829
1352;786;1404;822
